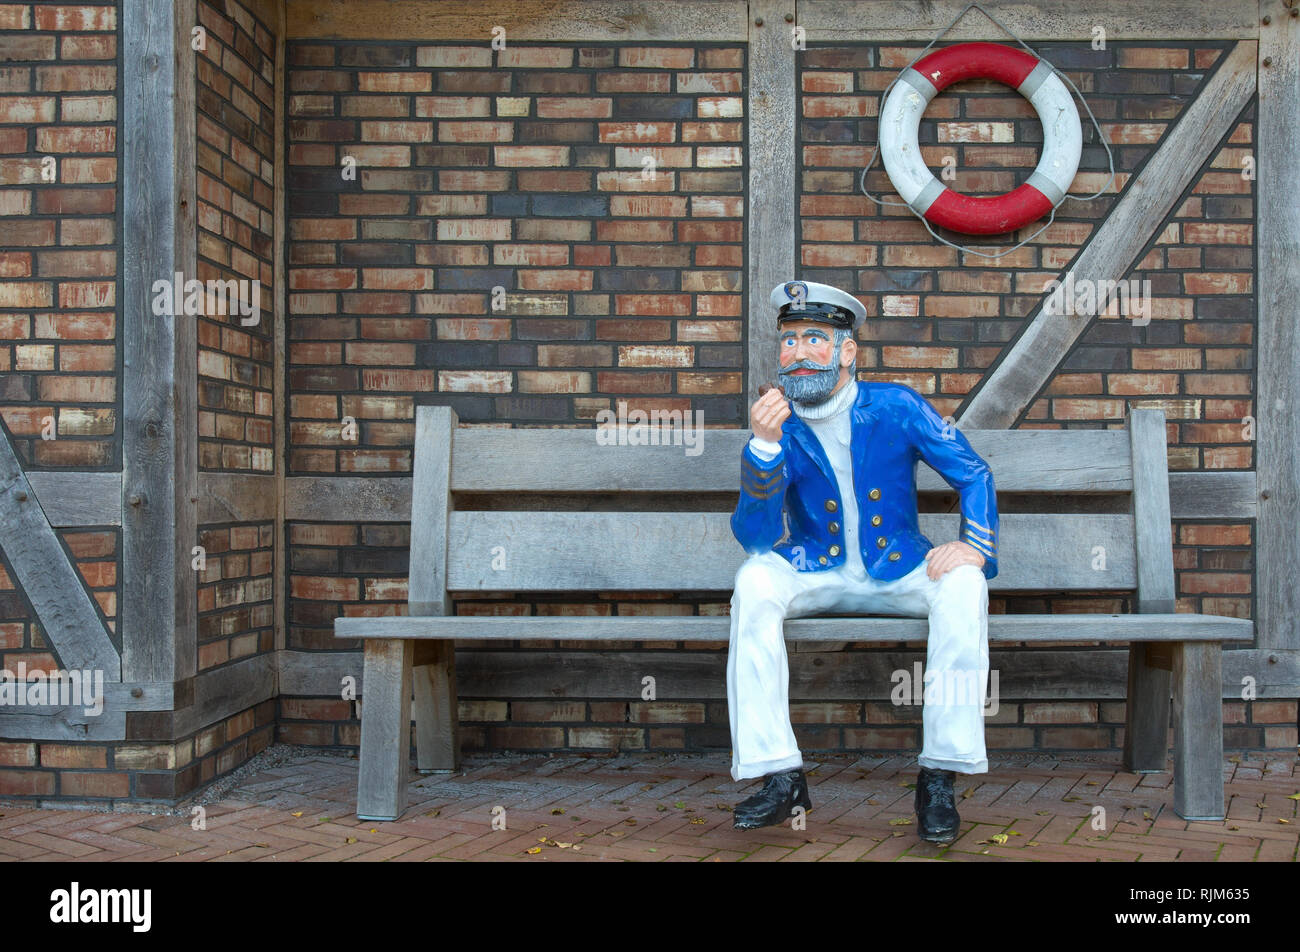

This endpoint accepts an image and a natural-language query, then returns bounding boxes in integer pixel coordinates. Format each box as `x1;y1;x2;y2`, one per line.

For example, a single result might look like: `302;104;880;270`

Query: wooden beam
1255;7;1300;653
196;474;277;524
746;0;797;410
0;424;120;676
798;0;1260;40
286;0;749;41
279;646;1296;701
283;470;1259;522
958;40;1259;429
121;0;199;683
27;472;121;526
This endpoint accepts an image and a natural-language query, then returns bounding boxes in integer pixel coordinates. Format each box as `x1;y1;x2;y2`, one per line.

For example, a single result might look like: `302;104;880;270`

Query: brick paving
0;750;1295;861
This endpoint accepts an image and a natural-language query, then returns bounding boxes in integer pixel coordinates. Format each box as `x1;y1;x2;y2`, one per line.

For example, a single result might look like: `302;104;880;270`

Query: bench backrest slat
444;511;1137;592
447;427;1135;493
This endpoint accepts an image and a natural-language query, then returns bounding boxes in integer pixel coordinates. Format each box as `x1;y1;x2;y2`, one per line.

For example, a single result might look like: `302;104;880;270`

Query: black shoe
733;768;812;830
914;767;960;843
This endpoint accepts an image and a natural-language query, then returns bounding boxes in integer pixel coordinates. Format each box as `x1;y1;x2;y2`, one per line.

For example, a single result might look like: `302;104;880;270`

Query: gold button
888;552;901;561
829;545;841;556
876;536;887;548
828;521;840;533
818;555;828;565
825;500;837;513
871;514;882;526
868;488;881;500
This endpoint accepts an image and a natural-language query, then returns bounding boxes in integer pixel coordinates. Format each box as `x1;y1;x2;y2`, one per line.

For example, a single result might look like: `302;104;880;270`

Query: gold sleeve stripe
962;533;995;557
964;520;995;538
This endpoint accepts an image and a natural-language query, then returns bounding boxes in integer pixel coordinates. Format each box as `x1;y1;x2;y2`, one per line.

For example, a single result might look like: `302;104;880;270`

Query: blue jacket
732;381;999;580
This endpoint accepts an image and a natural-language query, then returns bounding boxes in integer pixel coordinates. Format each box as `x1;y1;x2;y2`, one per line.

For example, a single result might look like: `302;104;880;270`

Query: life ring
878;42;1082;235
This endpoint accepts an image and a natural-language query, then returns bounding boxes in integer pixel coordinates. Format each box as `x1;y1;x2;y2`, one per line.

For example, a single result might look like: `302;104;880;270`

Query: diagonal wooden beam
957;40;1258;430
0;424;120;678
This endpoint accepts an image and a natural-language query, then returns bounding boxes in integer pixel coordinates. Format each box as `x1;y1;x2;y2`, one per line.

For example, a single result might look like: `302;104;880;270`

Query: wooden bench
336;404;1253;822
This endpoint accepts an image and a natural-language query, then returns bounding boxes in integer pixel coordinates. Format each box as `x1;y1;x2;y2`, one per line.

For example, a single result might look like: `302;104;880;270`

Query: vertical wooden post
1172;641;1226;819
1123;408;1175;772
121;0;198;683
745;0;797;409
1255;5;1300;656
410;406;459;773
357;639;415;821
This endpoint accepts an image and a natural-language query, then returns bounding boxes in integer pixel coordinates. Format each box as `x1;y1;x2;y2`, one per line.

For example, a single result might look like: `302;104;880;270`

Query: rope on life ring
878;41;1083;236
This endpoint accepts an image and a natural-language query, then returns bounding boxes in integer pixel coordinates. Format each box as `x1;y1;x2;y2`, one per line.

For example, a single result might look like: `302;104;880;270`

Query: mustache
780;358;837;374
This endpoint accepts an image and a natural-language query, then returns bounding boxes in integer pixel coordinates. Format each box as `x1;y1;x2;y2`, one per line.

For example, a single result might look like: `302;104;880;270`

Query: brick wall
0;2;118;469
0;1;283;805
192;0;278;776
196;0;276;473
286;40;746;474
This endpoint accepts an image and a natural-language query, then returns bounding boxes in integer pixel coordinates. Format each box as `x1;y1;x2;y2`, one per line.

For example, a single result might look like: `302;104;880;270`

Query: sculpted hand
749;387;791;443
924;540;986;581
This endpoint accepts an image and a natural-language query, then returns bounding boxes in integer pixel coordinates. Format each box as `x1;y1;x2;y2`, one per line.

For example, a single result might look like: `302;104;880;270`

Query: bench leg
1123;643;1171;773
1171;641;1225;821
357;639;414;821
413;640;460;773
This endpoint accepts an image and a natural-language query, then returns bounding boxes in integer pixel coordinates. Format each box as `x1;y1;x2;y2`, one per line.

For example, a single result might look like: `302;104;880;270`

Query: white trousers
726;550;990;781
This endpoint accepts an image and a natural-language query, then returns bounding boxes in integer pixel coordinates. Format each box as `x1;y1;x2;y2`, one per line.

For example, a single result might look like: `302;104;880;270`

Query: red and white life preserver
879;42;1082;235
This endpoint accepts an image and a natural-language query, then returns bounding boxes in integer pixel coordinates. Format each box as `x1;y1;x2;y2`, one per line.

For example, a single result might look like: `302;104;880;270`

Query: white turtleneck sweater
748;380;867;579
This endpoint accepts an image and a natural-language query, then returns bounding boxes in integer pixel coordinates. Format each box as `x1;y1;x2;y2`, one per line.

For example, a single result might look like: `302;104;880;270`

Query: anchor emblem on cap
783;281;807;304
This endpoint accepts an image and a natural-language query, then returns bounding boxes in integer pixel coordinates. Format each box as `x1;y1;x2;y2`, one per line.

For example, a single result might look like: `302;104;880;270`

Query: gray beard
779;365;840;405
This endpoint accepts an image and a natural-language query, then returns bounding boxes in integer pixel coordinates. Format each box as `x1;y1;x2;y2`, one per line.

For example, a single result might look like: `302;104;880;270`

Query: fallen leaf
1256;801;1267;809
573;845;582;851
891;832;906;838
1143;811;1152;820
717;804;732;812
656;805;668;812
526;846;542;854
291;811;303;818
1064;797;1080;802
1028;841;1040;847
647;848;657;852
674;801;686;809
867;799;880;806
369;829;377;833
1086;781;1099;786
345;837;357;844
425;809;440;817
1228;756;1240;764
690;817;706;825
556;842;573;848
1279;818;1291;825
1286;792;1300;801
1228;825;1240;831
625;818;637;825
990;833;1009;845
551;808;565;815
1008;830;1022;836
1035;810;1050;816
960;787;974;799
889;817;912;826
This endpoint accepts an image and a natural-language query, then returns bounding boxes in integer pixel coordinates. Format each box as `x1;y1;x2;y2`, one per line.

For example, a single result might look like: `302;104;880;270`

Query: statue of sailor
727;280;1000;843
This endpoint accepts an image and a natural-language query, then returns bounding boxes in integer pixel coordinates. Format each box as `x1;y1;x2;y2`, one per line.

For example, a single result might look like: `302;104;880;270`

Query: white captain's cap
769;280;866;331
